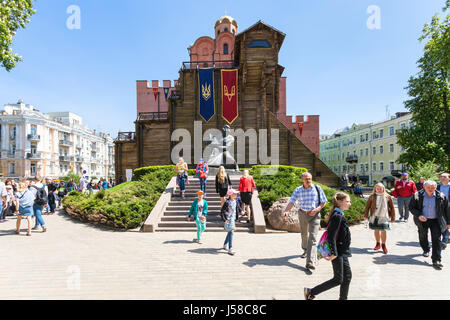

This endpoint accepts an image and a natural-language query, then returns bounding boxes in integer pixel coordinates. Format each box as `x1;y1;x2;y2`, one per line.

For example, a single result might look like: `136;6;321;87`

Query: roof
215;15;238;27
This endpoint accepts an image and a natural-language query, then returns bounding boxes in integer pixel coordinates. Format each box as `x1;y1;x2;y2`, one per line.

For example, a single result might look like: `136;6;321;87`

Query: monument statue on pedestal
205;125;239;171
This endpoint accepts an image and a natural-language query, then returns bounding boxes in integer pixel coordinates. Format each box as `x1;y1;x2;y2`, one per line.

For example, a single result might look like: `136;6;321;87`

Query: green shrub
63;166;175;230
133;165;176;181
249;165;366;226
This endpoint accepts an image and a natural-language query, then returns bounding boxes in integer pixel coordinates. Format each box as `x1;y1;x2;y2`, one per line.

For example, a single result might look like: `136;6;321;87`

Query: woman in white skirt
364;183;396;254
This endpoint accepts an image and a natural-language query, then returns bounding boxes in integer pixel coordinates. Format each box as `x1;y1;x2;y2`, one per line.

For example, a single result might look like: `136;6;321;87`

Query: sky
0;0;446;136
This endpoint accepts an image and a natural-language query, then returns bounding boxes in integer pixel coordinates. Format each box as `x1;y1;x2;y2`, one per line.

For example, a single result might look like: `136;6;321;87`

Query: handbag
317;213;342;260
200;171;207;179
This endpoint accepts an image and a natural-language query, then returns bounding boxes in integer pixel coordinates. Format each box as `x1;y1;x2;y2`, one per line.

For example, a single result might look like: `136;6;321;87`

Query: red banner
297;122;304;136
152;87;159;101
221;69;238;124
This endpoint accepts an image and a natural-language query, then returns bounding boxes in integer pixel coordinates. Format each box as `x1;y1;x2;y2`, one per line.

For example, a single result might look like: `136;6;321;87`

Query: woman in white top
364;183;396;254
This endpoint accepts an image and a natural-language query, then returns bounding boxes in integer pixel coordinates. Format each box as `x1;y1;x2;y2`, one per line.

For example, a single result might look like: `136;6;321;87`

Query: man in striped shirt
283;172;327;271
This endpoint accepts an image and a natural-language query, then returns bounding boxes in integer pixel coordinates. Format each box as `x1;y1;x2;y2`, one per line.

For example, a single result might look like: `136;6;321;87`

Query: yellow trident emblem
201;83;211;101
224;85;236;102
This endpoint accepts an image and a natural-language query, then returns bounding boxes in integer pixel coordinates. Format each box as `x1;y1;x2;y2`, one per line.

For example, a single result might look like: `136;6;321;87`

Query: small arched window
223;43;229;55
224;27;228;32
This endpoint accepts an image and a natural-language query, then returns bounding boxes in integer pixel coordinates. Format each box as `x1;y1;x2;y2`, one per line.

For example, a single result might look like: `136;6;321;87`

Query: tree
409;161;441;183
396;2;450;171
0;0;35;71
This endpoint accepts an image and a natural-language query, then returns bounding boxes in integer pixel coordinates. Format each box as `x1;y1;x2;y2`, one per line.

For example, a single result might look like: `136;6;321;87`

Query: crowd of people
174;160;450;300
0;175;115;236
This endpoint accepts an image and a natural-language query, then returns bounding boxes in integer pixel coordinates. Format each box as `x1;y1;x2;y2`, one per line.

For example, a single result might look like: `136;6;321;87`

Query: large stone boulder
267;197;301;232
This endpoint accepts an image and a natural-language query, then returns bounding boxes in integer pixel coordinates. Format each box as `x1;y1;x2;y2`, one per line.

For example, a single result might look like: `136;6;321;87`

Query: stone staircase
155;176;255;232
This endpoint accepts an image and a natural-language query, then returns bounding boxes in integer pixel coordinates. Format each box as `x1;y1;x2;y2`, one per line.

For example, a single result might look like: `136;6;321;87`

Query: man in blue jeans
29;177;48;232
438;173;450;249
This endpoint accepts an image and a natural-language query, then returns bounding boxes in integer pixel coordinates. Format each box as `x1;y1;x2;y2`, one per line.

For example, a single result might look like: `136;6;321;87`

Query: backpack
33;186;48;206
317;211;342;260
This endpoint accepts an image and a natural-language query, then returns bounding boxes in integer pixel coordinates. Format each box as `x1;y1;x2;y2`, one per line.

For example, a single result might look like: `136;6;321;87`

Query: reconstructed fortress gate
116;20;340;186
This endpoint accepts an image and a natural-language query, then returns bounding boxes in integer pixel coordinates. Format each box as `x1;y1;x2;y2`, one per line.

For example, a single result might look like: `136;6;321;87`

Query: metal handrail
138;112;169;121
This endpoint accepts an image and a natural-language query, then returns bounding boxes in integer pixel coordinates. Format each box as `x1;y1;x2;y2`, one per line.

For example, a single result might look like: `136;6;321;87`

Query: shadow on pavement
188;248;227;255
395;241;420;247
243;255;311;274
349;247;378;255
163;240;195;244
372;254;430;266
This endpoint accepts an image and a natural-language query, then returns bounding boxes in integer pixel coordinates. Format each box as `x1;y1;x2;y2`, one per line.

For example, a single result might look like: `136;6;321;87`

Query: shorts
19;206;33;217
241;192;252;205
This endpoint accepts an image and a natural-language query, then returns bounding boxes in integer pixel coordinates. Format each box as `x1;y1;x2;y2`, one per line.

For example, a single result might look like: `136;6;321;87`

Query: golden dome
215;15;238;27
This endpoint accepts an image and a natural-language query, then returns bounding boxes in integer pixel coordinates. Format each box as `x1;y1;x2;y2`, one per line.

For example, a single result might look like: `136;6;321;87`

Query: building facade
319;112;413;186
136;15;321;157
0;100;115;180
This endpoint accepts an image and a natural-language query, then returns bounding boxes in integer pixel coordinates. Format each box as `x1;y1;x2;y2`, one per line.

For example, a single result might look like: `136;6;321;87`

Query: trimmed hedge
63;166;175;229
248;165;366;226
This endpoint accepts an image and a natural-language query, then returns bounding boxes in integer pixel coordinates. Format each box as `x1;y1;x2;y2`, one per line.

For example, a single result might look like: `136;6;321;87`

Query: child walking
187;191;208;244
15;182;35;236
221;189;242;255
304;192;352;300
175;157;189;198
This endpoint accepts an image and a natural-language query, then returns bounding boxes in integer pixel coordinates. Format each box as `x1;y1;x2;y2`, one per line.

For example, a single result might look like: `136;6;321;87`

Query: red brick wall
137;80;174;116
276;77;320;157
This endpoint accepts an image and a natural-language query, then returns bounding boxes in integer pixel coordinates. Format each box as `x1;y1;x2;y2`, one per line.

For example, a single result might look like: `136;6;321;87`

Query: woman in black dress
215;166;232;207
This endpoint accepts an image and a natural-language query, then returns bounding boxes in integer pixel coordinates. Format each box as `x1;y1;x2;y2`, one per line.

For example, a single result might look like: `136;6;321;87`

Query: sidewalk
0;208;448;300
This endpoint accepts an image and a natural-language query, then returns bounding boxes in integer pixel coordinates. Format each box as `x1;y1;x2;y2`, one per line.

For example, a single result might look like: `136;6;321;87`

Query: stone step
161;216;253;225
158;221;253;228
155;226;253;233
168;200;222;206
165;205;222;211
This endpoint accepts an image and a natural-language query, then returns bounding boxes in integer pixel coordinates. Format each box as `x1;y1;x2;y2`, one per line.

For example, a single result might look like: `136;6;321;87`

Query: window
365;148;369;156
365;164;369;172
337;154;340;161
31;144;37;154
360;164;364;172
31;126;37;135
380;162;384;171
372;132;377;140
31;163;36;175
353;137;356;144
379;146;383;154
389;126;394;136
401;123;406;129
372;163;377;171
372;147;376;155
247;40;272;48
389;144;394;153
10;126;16;140
390;161;395;170
409;121;414;128
360;149;363;157
9;163;15;174
223;43;229;55
224;28;228;32
400;146;405;152
360;135;363;142
379;129;383;138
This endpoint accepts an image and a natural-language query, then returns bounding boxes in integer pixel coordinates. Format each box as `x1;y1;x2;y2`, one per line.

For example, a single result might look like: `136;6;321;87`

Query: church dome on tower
215;15;238;37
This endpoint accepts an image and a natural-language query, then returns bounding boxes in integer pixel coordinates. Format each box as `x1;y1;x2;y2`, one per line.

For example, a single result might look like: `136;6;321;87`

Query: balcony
27;134;41;141
345;155;358;164
59;155;74;162
7;152;15;158
59;140;74;147
182;60;238;70
138;112;169;121
75;156;84;162
27;152;42;159
116;132;135;142
391;170;403;178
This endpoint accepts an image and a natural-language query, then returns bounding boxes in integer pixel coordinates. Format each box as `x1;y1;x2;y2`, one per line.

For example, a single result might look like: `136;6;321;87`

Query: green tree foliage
408;160;441;182
397;3;450;171
60;171;81;184
0;0;35;71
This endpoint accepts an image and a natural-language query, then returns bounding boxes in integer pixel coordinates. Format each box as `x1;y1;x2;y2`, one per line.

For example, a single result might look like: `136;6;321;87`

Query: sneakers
433;261;443;270
304;288;315;300
423;251;430;257
32;226;39;230
193;238;198;243
374;242;381;251
398;217;404;222
381;244;388;254
42;227;47;233
300;251;307;259
197;239;203;244
228;249;235;255
223;244;228;250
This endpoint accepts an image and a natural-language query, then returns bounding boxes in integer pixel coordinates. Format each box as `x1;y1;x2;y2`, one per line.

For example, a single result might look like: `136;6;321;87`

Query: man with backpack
282;172;328;271
30;177;48;232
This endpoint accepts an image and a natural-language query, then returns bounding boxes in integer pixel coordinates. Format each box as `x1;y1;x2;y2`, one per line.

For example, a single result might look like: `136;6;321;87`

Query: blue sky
0;0;446;136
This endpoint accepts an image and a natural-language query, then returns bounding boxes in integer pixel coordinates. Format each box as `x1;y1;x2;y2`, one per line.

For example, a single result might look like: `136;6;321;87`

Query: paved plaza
0;206;449;300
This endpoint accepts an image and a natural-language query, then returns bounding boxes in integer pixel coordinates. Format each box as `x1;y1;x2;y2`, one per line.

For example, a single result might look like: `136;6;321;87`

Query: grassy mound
247;165;366;225
63;166;175;229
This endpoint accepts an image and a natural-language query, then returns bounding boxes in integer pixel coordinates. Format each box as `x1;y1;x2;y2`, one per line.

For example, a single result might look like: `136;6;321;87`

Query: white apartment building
0;100;115;180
